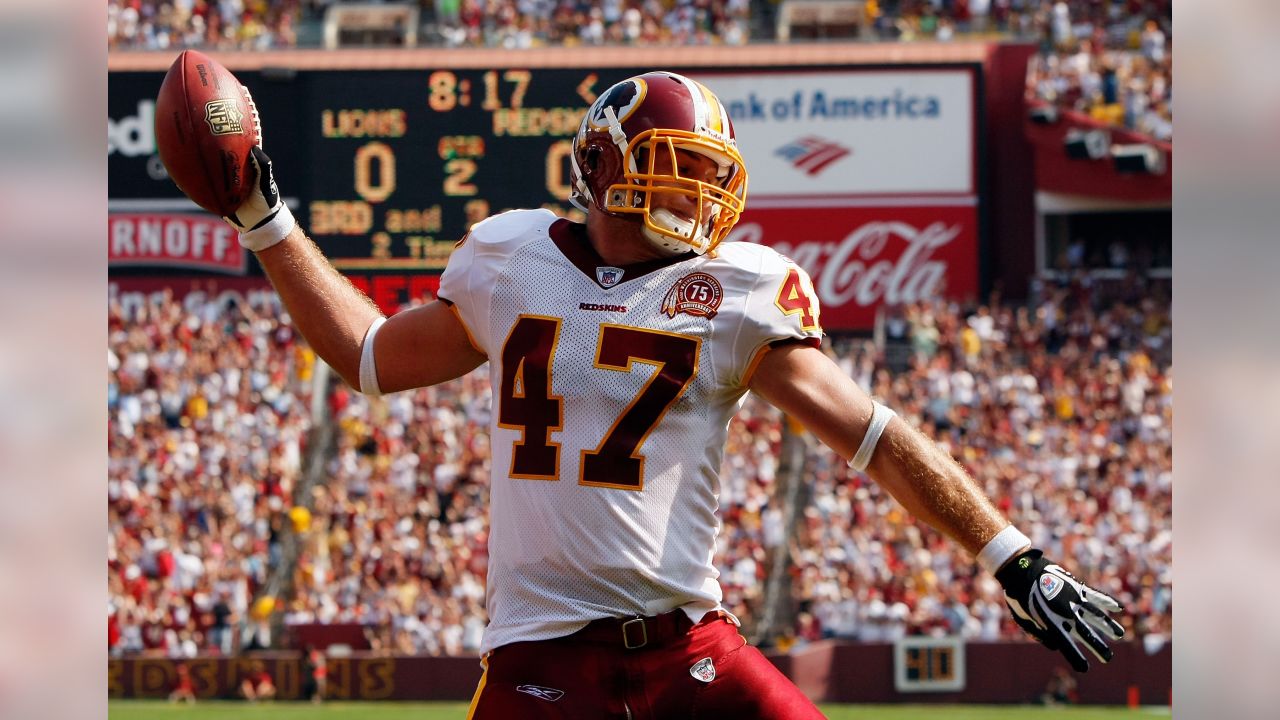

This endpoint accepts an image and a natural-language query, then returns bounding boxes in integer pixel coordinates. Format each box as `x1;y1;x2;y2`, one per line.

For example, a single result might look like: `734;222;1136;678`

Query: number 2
443;159;478;196
497;317;699;490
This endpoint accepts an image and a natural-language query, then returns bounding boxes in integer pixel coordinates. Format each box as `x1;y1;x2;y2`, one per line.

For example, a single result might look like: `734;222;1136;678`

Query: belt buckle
621;617;648;649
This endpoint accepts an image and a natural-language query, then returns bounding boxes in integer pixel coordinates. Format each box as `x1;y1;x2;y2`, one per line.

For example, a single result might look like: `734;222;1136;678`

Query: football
154;50;260;216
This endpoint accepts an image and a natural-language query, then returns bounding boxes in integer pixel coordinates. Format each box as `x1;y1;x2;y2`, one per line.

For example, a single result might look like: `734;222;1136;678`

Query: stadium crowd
104;0;755;50
106;0;300;50
108;288;317;657
106;0;1173;70
283;369;495;655
1024;1;1172;140
432;0;754;48
108;273;1172;657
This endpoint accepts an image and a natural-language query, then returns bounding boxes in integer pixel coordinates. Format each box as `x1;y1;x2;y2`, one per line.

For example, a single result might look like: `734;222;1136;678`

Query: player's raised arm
224;147;486;394
748;342;1124;673
154;52;485;394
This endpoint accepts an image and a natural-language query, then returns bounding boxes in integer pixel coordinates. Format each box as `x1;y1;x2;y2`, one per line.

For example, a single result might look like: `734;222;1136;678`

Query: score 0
310;141;394;240
355;141;396;203
354;141;394;259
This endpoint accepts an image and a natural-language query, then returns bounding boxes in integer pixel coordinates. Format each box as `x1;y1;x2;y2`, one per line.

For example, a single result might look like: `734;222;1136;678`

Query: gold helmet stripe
693;80;726;136
670;73;713;134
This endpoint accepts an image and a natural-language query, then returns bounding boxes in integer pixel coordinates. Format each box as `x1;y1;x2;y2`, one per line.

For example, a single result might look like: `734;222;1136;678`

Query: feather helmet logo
586;78;647;130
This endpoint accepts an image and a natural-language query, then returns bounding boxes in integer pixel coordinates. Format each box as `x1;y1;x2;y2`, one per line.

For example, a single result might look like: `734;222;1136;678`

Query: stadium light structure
1111;143;1167;175
1028;105;1059;125
1064;128;1110;160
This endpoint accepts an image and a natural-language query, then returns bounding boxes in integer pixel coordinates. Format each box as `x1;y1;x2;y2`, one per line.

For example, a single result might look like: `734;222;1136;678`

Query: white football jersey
437;209;822;653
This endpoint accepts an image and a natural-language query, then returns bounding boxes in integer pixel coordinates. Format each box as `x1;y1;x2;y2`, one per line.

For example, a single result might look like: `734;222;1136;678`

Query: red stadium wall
778;641;1171;705
981;43;1039;298
109;642;1170;704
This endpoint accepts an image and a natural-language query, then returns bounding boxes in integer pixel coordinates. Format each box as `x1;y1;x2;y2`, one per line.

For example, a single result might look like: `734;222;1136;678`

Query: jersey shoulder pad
708;240;803;287
466;208;559;251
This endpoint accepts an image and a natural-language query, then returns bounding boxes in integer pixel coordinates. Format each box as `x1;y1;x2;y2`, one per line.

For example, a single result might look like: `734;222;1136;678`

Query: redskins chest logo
662;272;723;319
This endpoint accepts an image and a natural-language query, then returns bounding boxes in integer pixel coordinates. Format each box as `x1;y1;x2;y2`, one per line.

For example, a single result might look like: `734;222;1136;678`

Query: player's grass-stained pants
466;610;827;719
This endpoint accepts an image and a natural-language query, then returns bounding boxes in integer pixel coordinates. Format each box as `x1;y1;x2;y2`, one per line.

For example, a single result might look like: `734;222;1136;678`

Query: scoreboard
302;68;626;271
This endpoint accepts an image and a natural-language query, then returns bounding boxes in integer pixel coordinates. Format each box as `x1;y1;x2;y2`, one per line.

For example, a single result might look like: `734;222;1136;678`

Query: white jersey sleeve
435;208;560;356
721;243;824;387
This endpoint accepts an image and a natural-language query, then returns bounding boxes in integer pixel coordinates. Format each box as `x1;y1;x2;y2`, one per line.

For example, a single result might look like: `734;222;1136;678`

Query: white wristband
849;401;895;472
358;316;387;397
239;203;296;253
976;525;1032;574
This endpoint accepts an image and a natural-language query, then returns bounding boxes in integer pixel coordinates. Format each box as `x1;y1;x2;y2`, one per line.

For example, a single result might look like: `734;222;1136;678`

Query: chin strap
603;106;635;176
643;208;710;255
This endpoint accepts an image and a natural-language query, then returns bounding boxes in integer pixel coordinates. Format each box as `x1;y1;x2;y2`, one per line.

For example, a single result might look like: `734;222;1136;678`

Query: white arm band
849;401;896;472
358;316;387;397
239;204;296;253
976;525;1032;574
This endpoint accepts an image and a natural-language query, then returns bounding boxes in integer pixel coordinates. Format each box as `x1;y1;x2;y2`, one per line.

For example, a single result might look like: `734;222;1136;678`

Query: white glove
225;146;295;252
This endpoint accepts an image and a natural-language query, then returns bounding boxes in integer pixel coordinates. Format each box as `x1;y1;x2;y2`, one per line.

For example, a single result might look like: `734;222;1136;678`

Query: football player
224;71;1124;718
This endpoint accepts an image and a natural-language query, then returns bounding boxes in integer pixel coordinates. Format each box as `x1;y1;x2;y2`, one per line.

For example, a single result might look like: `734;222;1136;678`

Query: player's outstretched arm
749;342;1006;553
226;147;486;392
749;342;1124;671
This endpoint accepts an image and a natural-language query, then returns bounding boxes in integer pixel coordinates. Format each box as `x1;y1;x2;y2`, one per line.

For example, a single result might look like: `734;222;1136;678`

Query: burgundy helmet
569;71;748;255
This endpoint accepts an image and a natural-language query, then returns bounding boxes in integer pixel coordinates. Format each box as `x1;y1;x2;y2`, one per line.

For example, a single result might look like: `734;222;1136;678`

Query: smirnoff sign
109;213;247;274
731;205;978;330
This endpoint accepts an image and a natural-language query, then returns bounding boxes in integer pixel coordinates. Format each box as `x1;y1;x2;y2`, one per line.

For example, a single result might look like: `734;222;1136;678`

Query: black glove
225;146;294;251
996;549;1125;672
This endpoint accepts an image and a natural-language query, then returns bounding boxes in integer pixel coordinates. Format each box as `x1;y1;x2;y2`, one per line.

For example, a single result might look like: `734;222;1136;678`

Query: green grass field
109;700;1169;719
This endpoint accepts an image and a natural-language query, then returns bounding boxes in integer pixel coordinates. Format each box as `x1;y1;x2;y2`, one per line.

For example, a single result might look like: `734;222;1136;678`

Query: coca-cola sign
729;206;978;330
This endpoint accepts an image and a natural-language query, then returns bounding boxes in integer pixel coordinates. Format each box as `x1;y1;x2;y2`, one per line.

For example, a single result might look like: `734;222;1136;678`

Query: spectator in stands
302;645;328;703
239;660;277;702
168;662;197;704
1040;666;1078;705
1140;19;1166;64
1050;0;1073;49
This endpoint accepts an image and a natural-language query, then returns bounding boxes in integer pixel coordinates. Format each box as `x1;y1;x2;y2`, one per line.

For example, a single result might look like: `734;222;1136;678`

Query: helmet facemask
603;131;747;256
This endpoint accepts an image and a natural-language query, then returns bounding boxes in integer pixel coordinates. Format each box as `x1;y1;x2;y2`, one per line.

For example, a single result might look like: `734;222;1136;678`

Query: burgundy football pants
466;611;827;719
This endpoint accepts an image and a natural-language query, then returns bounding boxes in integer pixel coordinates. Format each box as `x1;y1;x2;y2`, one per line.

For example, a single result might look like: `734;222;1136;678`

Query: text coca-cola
730;206;978;330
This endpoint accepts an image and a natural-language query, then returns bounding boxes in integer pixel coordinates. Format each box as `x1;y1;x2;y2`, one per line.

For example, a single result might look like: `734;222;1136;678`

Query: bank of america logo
774;136;851;176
